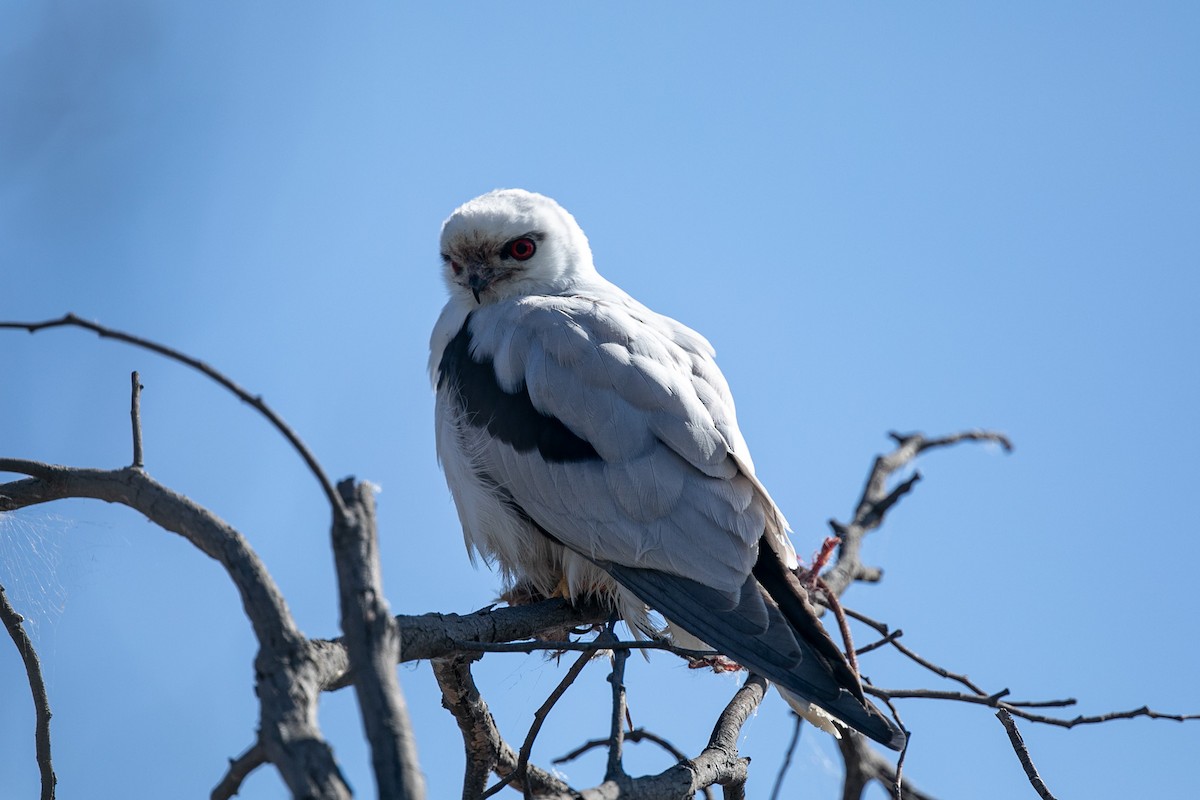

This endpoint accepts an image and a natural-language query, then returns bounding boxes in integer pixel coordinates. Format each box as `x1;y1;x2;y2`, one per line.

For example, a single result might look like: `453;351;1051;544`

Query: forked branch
821;429;1012;597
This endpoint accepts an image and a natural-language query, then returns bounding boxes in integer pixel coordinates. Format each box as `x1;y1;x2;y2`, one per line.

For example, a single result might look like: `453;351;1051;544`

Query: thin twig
130;371;144;469
0;583;56;800
996;709;1057;800
436;651;762;799
842;607;890;635
855;629;904;656
870;686;1199;728
886;636;987;696
1010;704;1200;728
768;714;802;800
447;638;717;660
0;314;344;516
879;695;909;800
483;646;596;800
553;726;688;764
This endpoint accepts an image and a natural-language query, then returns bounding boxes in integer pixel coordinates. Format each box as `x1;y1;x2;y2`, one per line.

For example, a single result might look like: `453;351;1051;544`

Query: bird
429;188;905;750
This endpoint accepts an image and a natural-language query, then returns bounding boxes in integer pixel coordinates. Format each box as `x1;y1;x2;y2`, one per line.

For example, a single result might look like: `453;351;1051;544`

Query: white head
439;189;597;305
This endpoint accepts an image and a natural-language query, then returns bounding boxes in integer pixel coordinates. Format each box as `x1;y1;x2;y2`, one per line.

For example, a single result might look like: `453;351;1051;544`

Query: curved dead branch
0;459;351;799
0;314;344;516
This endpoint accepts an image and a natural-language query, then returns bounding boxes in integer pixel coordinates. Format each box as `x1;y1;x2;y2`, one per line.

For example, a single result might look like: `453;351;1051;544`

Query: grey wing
459;295;764;594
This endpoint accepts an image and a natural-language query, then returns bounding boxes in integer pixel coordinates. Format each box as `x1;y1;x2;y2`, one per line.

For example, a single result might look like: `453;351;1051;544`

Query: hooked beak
467;268;494;304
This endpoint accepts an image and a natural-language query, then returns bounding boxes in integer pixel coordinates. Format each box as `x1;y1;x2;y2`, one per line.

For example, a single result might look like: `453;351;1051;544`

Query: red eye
450;261;462;275
506;238;536;261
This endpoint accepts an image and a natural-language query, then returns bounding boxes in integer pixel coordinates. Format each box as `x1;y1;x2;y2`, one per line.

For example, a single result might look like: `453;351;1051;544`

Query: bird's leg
497;580;608;658
799;535;843;590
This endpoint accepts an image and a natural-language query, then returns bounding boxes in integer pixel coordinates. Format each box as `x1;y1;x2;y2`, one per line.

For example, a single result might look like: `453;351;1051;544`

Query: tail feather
607;559;906;750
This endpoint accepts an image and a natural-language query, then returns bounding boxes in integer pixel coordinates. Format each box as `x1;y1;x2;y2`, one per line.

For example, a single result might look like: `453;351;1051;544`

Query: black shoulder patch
438;316;601;463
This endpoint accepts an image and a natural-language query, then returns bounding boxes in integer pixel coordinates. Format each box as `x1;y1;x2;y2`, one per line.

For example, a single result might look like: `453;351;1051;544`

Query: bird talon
687;655;743;674
498;583;545;606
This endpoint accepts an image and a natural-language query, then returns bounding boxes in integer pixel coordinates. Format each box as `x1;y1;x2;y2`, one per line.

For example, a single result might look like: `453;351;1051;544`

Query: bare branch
129;371;144;469
332;478;425;799
877;695;911;800
605;634;630;783
822;429;1012;598
870;685;1200;729
0;314;344;516
485;646;595;799
861;471;922;530
855;628;904;656
837;733;871;800
447;638;717;660
434;653;768;800
432;655;497;800
995;710;1057;800
554;728;690;770
1011;704;1200;728
312;598;612;692
0;460;349;798
700;674;767;800
553;728;718;800
768;715;801;800
432;655;578;800
1;582;56;800
211;741;267;800
841;607;890;635
0;461;298;647
906;429;1014;454
881;631;987;696
836;733;936;800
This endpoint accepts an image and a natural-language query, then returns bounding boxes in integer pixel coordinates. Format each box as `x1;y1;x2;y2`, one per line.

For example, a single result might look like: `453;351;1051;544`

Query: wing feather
458;294;761;592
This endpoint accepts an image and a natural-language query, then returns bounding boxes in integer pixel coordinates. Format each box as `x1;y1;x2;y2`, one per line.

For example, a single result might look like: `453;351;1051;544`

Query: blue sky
2;3;1198;798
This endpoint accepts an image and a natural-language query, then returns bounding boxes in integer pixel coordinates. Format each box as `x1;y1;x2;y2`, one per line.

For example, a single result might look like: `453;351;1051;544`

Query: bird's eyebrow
440;252;451;262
